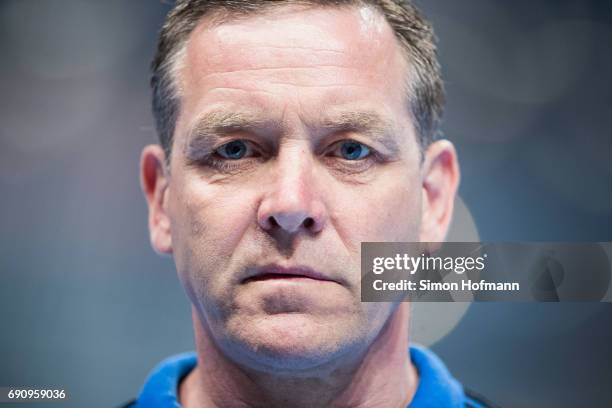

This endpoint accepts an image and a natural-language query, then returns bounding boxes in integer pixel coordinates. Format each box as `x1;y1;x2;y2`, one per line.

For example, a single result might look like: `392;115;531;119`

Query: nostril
303;218;314;229
268;216;279;228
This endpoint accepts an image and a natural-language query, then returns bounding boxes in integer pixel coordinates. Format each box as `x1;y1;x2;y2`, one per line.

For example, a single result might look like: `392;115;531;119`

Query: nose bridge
257;139;326;234
275;141;314;202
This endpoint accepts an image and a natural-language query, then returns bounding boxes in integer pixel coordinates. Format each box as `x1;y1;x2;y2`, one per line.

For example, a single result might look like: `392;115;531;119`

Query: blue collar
136;345;473;407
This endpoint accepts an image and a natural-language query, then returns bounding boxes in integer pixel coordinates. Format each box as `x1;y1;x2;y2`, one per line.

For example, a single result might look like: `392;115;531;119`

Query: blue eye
216;140;249;160
339;141;370;160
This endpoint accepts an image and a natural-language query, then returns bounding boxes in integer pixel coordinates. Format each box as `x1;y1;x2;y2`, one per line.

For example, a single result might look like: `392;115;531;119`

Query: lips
242;264;338;284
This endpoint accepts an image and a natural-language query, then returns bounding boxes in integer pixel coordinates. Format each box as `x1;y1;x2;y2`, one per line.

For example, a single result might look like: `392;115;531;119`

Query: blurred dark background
1;0;611;407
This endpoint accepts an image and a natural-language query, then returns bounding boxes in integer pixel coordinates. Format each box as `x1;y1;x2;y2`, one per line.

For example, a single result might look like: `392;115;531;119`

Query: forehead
175;4;412;137
186;5;402;72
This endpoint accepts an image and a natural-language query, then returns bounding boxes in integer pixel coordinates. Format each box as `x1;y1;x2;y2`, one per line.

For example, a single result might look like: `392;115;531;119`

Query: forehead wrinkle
184;4;400;76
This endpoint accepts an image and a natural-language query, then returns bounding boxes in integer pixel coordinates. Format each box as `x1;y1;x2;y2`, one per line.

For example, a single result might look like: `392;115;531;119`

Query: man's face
143;5;455;370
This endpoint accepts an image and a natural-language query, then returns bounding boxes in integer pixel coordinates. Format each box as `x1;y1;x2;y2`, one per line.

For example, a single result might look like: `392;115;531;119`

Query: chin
224;312;363;372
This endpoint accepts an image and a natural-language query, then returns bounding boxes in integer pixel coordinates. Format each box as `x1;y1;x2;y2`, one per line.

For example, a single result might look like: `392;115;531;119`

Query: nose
257;145;327;235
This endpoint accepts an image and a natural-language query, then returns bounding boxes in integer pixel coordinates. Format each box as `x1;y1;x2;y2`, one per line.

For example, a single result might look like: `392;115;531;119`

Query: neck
180;303;418;408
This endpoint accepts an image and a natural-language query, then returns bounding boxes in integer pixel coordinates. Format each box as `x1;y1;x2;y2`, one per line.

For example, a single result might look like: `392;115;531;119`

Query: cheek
331;173;422;245
168;178;259;295
378;181;422;240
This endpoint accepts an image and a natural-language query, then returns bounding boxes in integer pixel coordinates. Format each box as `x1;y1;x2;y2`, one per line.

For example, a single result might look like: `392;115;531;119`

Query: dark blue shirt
134;345;488;407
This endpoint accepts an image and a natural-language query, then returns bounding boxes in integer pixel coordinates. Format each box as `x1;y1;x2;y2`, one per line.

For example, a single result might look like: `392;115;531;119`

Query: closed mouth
242;265;337;284
244;273;321;283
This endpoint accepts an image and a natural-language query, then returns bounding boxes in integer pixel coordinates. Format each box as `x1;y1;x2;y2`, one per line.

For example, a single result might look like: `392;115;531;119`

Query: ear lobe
419;140;460;242
140;145;173;255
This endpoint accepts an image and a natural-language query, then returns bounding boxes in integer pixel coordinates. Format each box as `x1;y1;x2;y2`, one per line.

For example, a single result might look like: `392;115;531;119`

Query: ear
419;140;460;242
140;145;173;255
